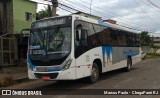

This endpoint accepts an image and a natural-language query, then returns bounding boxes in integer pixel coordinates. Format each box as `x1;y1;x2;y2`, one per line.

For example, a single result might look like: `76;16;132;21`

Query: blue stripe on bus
102;46;112;63
102;46;106;60
98;21;110;27
106;46;112;58
124;52;138;59
27;56;35;71
48;68;60;72
47;66;61;72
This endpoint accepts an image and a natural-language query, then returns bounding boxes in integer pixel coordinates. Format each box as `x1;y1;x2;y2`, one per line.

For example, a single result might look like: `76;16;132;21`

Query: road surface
1;58;160;98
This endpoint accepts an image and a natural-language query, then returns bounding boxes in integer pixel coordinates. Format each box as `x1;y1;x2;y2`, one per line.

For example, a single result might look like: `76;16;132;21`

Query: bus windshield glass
29;26;71;60
29;17;72;60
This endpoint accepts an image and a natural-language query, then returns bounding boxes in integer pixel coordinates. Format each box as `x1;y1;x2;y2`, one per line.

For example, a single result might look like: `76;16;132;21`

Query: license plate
42;76;50;80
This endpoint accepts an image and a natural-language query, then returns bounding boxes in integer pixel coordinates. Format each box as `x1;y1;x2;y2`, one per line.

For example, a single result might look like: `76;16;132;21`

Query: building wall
156;49;160;54
141;46;152;53
153;37;160;46
13;0;36;34
74;12;102;20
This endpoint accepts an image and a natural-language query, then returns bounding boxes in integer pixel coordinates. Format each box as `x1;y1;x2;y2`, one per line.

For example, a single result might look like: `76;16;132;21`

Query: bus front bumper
28;67;76;80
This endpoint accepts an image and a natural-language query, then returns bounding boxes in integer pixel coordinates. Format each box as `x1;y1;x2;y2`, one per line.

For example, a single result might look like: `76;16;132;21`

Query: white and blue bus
27;14;141;83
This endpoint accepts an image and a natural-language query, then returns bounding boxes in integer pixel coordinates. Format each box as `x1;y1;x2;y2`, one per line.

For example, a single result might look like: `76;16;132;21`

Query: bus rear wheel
88;63;99;83
125;57;132;72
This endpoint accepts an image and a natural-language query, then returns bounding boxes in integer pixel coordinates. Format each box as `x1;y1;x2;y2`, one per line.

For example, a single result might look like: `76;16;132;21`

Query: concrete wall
153;37;160;46
141;46;160;53
141;46;152;53
156;49;160;54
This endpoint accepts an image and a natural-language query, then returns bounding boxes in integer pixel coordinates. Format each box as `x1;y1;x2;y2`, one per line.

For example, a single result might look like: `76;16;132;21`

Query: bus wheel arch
88;59;102;83
93;59;102;74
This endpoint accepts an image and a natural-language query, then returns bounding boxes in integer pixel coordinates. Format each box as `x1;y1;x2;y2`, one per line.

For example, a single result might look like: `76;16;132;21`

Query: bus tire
88;63;99;83
125;57;132;72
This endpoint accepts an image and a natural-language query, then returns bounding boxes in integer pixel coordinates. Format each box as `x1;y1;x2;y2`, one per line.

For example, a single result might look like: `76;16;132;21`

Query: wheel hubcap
128;61;131;70
128;64;130;70
92;67;97;79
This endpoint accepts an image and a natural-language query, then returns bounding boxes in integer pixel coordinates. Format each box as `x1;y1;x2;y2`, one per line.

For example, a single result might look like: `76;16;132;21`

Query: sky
33;0;160;37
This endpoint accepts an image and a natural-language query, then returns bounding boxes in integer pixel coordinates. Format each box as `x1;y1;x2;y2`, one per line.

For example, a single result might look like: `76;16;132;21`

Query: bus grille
34;73;59;79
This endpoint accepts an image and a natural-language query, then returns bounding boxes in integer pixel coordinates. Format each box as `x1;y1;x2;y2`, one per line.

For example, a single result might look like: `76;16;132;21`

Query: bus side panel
132;55;141;65
107;47;141;71
74;46;141;79
102;46;113;72
102;46;128;71
75;51;92;79
56;67;77;80
132;47;141;65
75;47;103;79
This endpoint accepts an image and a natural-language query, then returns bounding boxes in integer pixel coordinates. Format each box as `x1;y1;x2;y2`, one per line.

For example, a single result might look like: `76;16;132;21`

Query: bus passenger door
75;28;90;79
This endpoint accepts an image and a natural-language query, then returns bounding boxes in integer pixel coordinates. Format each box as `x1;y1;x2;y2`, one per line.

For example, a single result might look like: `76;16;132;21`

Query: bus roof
33;14;140;34
71;14;139;34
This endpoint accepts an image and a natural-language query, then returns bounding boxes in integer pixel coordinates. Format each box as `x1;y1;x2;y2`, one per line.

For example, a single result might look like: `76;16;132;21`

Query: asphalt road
1;58;160;98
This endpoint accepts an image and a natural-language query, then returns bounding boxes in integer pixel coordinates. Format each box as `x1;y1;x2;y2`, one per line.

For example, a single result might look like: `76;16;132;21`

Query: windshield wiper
47;51;69;54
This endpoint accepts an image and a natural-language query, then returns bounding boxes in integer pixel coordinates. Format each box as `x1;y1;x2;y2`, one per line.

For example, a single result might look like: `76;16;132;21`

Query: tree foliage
140;31;152;46
36;5;52;20
36;5;59;20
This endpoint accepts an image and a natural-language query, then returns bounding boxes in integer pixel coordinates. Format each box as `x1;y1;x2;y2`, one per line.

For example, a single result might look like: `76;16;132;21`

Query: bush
147;53;160;56
0;75;14;87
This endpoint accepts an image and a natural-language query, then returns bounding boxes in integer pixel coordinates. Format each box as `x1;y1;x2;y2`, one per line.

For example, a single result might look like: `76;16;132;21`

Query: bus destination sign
32;17;70;28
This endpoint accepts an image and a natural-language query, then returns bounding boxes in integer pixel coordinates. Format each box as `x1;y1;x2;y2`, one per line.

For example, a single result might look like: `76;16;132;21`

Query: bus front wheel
88;63;99;83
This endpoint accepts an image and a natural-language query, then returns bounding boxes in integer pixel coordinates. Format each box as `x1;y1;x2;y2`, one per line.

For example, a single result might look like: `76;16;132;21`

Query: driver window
75;23;88;47
74;21;89;58
81;30;88;46
75;24;82;48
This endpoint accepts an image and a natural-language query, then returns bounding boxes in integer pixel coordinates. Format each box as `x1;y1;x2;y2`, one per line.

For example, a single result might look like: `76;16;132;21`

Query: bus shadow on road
100;67;138;81
37;67;138;90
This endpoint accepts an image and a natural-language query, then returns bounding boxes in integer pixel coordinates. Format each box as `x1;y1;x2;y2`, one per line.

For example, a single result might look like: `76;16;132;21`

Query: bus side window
110;29;118;46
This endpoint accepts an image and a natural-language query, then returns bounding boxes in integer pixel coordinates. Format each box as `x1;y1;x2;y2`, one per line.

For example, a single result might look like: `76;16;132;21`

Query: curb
14;77;28;83
0;76;28;88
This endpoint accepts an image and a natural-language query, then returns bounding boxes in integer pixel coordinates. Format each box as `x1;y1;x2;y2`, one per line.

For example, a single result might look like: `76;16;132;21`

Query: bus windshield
29;26;71;60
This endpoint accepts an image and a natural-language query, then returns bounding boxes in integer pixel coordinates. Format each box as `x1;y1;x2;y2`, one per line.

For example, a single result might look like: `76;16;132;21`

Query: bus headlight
62;59;72;70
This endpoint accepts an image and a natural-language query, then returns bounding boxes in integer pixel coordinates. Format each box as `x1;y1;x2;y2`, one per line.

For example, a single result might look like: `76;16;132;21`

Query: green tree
140;31;152;46
36;5;52;20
